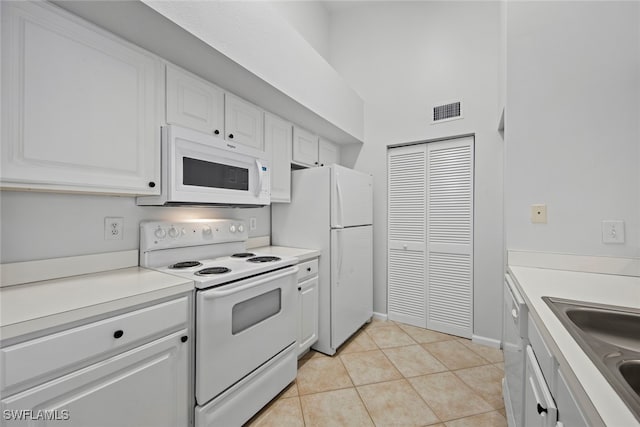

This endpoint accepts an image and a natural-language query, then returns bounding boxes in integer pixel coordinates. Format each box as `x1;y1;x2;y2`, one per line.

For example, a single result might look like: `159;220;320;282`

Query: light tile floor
245;319;507;427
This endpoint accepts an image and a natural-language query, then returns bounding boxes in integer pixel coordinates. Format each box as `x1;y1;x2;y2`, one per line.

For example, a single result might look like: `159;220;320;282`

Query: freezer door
331;165;373;228
330;226;373;349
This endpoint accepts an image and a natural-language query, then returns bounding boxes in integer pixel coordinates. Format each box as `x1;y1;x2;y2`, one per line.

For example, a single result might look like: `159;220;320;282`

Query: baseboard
372;312;388;321
472;334;502;349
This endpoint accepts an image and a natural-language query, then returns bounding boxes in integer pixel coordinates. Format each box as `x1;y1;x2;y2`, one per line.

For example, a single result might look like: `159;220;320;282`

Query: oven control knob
168;226;179;238
229;225;236;233
202;226;212;236
237;224;245;233
154;227;166;239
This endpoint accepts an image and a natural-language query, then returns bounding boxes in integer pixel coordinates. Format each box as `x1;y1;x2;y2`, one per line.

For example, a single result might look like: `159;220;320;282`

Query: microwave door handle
255;159;264;196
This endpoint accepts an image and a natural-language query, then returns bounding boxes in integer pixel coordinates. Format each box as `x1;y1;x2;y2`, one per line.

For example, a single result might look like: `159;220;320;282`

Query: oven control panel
140;219;248;251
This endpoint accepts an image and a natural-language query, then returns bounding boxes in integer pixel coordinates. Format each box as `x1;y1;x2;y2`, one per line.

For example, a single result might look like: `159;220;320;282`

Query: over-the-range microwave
137;125;270;206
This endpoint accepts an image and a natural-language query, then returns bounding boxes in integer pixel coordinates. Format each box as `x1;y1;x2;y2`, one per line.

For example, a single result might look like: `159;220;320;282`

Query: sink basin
565;308;640;353
620;361;640;396
543;297;640;421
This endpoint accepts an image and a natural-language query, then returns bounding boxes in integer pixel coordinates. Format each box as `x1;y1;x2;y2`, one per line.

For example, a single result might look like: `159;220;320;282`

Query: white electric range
139;219;299;427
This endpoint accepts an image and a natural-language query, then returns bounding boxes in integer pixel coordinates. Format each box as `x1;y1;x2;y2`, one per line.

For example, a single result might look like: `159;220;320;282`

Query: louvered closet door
387;144;427;327
426;137;474;338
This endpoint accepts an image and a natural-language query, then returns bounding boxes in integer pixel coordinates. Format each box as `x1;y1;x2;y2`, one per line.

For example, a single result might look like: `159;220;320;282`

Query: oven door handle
201;266;298;299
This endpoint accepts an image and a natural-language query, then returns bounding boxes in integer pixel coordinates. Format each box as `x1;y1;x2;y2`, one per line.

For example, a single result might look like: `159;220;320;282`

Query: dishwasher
503;272;528;427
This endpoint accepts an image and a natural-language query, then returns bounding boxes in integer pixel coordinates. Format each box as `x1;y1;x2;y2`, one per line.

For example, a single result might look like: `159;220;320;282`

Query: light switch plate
531;204;547;224
602;220;625;244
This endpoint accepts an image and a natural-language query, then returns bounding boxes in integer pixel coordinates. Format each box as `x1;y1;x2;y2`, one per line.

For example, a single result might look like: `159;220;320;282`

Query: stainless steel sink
543;297;640;421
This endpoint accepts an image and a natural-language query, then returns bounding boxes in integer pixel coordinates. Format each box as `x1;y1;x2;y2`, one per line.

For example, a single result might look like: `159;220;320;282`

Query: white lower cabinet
555;369;589;427
0;295;191;427
1;331;189;427
297;258;319;356
506;277;597;427
524;345;558;427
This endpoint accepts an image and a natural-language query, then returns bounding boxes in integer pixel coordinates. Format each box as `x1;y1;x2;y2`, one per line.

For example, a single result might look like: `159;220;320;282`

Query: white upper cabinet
264;113;292;203
166;65;224;137
318;138;340;167
1;1;162;195
293;127;340;168
292;126;319;167
224;93;264;151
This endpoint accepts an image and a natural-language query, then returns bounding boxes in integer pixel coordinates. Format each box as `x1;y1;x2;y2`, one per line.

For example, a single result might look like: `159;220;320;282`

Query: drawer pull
307;267;311;272
181;335;188;343
298;286;302;291
537;403;548;415
113;330;124;339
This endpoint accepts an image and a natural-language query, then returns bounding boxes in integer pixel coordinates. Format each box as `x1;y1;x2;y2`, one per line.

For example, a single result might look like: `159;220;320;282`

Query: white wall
0;191;270;263
506;1;640;258
328;1;504;342
269;1;331;61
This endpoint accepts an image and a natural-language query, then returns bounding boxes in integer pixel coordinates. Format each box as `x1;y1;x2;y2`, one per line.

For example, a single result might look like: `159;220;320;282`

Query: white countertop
509;266;640;426
253;246;321;263
0;267;193;341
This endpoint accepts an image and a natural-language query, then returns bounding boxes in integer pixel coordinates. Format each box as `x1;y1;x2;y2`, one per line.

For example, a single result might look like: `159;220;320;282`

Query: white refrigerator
272;165;373;355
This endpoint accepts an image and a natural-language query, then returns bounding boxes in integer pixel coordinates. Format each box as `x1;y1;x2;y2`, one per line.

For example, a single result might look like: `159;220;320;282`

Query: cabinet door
318;138;340;167
556;369;589;427
298;276;319;356
224;93;264;151
166;65;224;137
292;127;319;167
524;346;558;427
1;331;190;427
1;1;161;195
265;113;292;203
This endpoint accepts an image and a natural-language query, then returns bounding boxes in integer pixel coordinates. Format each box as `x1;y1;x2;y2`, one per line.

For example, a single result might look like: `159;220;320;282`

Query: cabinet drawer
1;296;189;392
528;313;557;393
297;259;319;282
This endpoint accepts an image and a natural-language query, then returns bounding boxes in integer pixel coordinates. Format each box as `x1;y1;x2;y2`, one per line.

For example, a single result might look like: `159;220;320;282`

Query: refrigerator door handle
335;173;344;228
336;229;343;286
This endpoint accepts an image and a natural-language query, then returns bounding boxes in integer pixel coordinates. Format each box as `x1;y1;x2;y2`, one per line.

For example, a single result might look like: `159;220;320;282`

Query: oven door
195;265;298;405
167;125;270;205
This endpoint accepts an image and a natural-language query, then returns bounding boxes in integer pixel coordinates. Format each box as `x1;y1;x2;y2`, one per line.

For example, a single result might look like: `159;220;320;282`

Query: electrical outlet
531;204;547;224
602;220;625;244
105;217;124;240
249;217;257;231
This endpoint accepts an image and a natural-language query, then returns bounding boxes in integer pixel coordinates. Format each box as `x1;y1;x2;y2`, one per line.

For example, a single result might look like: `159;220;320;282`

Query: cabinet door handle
307;267;311;272
298;286;302;291
314;161;319;165
537;403;548;415
148;181;156;188
113;330;124;339
228;133;234;139
214;129;220;135
181;335;189;343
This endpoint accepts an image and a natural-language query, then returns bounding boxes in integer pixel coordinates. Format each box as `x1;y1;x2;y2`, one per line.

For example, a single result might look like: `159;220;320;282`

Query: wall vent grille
433;102;462;123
